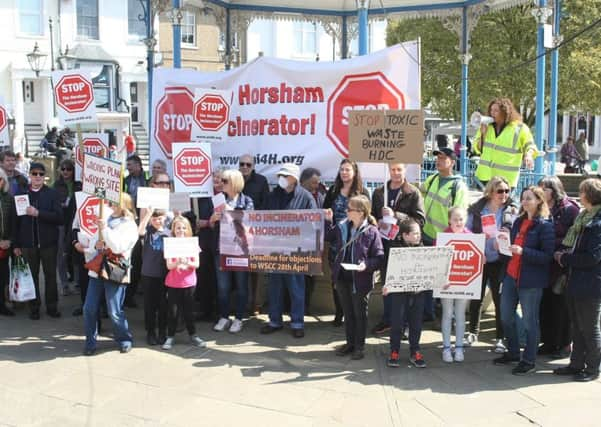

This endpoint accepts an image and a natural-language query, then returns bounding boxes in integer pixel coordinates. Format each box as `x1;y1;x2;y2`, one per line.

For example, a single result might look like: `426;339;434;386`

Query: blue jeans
390;292;425;354
268;273;305;329
215;258;248;320
83;277;133;351
500;276;543;364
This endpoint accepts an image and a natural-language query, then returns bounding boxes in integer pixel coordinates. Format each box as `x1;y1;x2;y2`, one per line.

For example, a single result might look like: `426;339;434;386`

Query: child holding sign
386;218;427;368
440;207;471;363
162;216;206;350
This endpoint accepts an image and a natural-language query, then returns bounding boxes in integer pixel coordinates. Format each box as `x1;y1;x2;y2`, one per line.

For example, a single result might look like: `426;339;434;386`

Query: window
77;0;99;40
181;10;195;46
128;0;146;38
19;0;42;35
293;22;317;56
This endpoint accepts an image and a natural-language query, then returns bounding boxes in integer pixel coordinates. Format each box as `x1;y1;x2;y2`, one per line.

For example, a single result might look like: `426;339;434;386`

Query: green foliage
386;1;601;124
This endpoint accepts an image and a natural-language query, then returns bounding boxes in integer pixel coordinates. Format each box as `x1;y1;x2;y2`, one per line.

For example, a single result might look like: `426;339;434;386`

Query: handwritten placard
384;246;453;293
348;109;425;164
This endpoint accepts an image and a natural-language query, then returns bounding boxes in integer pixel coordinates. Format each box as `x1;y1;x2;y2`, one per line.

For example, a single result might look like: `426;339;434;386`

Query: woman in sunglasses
465;176;518;353
54;159;81;296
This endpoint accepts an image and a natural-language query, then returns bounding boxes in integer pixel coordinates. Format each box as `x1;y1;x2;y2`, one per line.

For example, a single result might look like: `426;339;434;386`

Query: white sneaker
454;347;465;362
213;317;231;332
190;335;207;348
442;347;453;363
229;318;243;333
463;333;477;347
494;339;507;354
162;337;174;350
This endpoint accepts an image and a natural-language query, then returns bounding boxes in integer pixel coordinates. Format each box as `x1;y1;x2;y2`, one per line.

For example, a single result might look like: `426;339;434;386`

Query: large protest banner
434;233;485;300
219;210;324;275
384;246;453;293
150;43;420;182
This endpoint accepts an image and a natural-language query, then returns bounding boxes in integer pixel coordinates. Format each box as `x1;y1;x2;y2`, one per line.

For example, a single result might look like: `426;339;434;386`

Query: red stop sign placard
446;240;483;285
76;138;107;167
55;74;94;113
174;147;211;186
193;94;229;131
0;106;6;132
79;196;101;236
154;86;193;158
326;72;405;157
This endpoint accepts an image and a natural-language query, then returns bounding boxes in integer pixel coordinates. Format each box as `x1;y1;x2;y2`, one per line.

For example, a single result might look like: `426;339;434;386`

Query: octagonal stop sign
154;87;194;158
193;94;229;131
55;74;94;113
447;240;483;285
326;71;405;157
174;147;211;186
0;106;6;133
76;138;107;167
79;196;101;236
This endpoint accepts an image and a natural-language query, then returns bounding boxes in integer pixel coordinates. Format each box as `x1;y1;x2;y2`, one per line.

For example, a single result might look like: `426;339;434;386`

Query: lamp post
26;43;47;77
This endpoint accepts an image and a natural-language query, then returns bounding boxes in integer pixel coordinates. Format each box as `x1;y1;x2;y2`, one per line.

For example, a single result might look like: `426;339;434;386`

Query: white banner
172;142;213;197
0;97;9;147
51;70;97;125
150;43;421;183
384;246;453;293
82;154;122;204
75;133;109;181
434;233;485;300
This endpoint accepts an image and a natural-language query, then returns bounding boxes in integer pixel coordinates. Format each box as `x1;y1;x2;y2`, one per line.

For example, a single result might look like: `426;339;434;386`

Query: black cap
29;162;46;173
432;147;457;161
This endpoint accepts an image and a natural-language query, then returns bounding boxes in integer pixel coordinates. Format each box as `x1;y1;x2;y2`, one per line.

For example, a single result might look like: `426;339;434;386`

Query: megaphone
470;112;494;127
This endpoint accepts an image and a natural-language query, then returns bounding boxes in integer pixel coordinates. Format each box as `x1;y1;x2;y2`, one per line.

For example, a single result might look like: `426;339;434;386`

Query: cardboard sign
15;194;30;216
82;154;122;204
348;109;424;164
434;233;485;300
163;237;201;259
51;70;97;124
384;246;453;293
136;187;170;210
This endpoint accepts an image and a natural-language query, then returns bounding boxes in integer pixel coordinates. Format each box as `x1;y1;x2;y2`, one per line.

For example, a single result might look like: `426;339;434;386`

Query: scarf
562;204;601;248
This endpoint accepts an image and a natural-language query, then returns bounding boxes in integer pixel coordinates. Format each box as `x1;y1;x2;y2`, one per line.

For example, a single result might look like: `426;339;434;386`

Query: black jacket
242;170;270;210
323;185;370;210
264;184;317;210
0;191;14;242
371;181;425;227
12;185;63;249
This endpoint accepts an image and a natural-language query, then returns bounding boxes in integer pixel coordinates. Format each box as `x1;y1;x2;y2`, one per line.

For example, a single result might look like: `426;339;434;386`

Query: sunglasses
221;179;229;184
239;162;252;168
496;189;510;194
155;181;170;185
31;172;45;177
61;167;74;171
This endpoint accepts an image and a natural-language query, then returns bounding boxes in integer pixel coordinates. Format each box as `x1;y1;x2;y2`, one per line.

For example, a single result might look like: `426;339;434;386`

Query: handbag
84;251;104;274
9;256;36;302
99;249;131;284
551;273;568;295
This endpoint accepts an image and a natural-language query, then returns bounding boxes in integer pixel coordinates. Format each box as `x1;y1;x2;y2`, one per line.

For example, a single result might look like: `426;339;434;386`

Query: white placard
172;142;213;196
163;237;201;259
81;154;122;204
211;193;226;212
0;97;10;147
170;192;190;212
136;187;170;210
384;246;453;293
191;88;232;143
496;231;512;256
14;194;30;216
51;70;97;124
434;233;485;300
341;263;362;271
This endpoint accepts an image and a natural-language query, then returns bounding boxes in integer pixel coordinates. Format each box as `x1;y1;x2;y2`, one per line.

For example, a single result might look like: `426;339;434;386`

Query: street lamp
57;45;77;70
26;42;47;77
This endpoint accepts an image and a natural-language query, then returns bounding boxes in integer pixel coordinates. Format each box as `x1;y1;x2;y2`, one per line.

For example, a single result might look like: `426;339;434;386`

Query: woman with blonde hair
325;195;384;360
494;186;554;375
82;193;139;356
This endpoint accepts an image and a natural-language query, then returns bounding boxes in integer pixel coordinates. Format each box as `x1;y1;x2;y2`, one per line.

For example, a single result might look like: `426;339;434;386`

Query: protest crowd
1;94;600;385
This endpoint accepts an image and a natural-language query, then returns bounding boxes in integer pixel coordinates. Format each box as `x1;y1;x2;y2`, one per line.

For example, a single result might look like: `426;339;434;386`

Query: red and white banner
52;70;97;125
150;43;420;182
0;97;9;147
434;233;485;300
75;133;109;181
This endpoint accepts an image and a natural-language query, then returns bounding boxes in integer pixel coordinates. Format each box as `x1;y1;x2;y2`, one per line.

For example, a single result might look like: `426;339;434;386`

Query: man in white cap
260;163;317;338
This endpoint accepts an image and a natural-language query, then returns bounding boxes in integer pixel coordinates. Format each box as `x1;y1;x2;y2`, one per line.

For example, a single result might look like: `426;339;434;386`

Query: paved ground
1;293;600;427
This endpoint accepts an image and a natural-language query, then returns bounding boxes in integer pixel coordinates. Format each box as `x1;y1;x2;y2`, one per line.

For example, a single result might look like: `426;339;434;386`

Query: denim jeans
390;292;425;354
441;298;468;349
500;276;542;364
268;273;305;329
83;277;133;351
215;258;248;320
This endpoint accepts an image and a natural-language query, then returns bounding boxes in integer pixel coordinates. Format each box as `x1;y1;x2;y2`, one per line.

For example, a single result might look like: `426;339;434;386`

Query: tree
386;1;601;124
